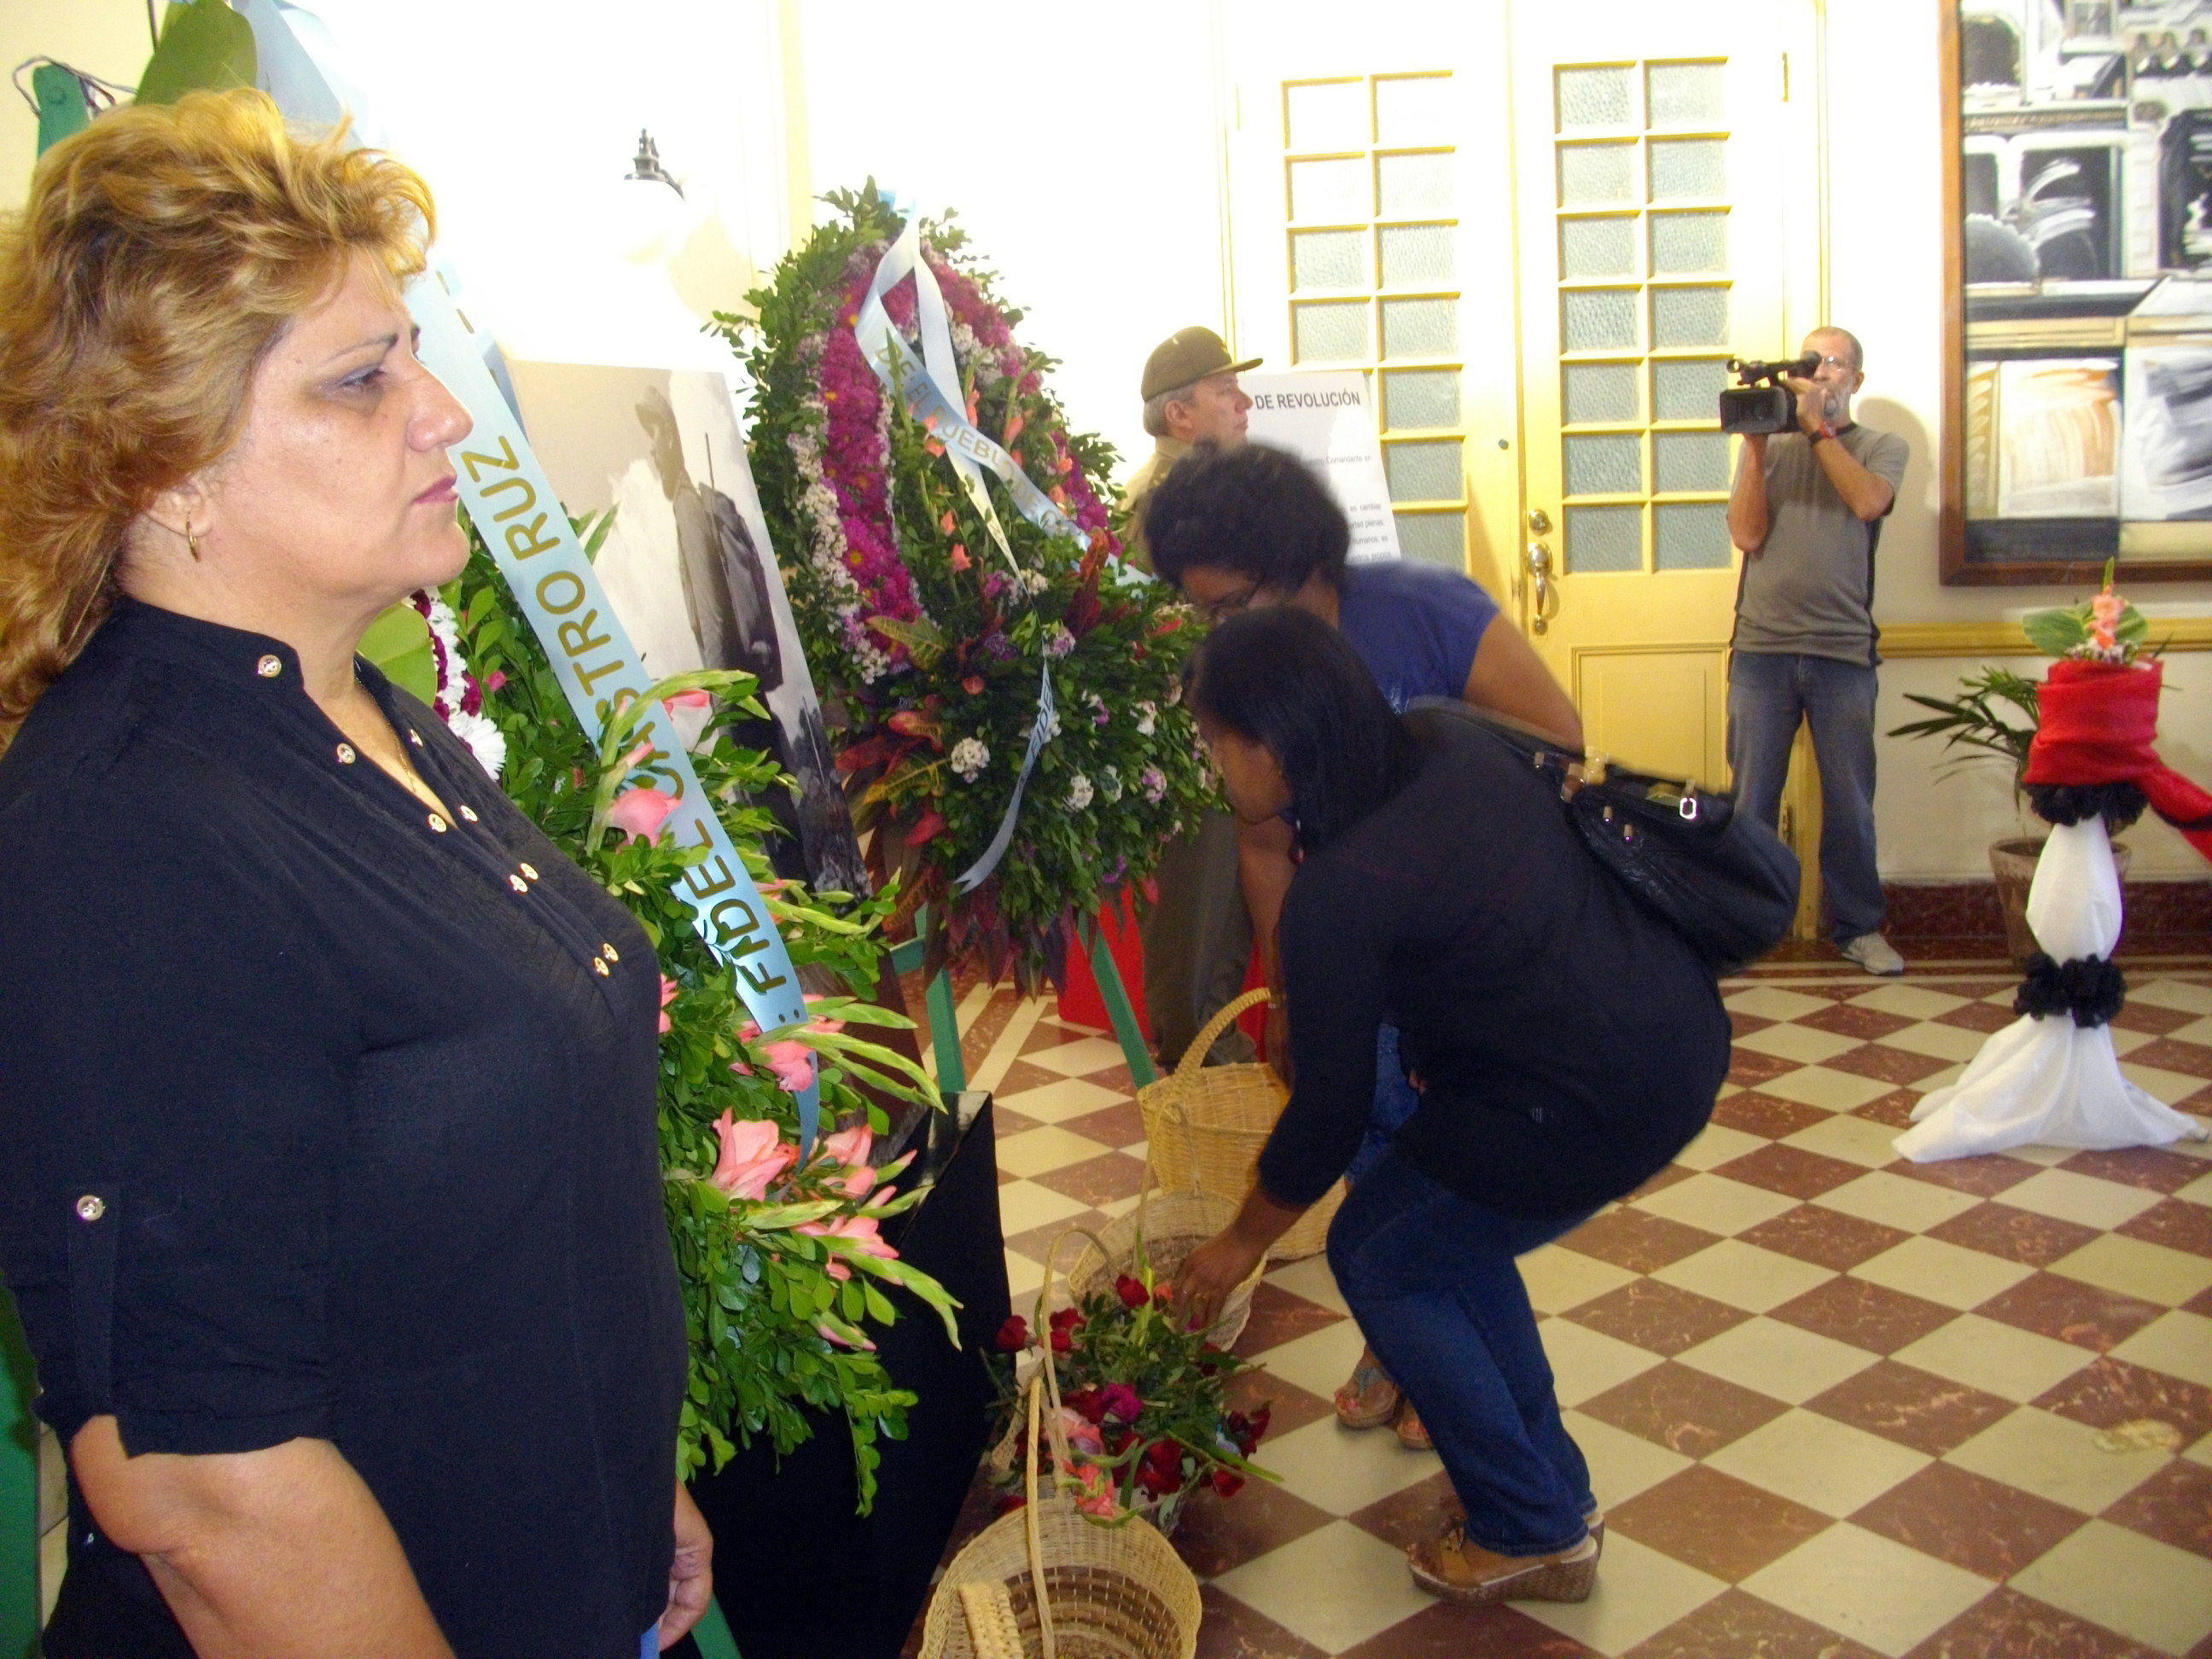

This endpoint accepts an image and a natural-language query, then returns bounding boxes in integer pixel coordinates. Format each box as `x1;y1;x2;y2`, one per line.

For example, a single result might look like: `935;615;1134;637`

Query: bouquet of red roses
986;1253;1274;1533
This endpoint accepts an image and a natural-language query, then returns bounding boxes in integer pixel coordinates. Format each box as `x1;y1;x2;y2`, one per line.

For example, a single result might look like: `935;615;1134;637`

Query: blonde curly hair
0;88;434;749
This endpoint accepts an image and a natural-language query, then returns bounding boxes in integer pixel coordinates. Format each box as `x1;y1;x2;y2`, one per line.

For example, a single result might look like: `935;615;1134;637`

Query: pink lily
605;786;678;845
839;1164;877;1198
658;975;679;1034
798;1214;898;1260
733;1040;816;1094
708;1111;797;1201
824;1125;873;1167
664;689;711;713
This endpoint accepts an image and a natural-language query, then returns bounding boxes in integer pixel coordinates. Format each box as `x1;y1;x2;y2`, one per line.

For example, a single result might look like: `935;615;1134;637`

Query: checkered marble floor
934;953;2212;1659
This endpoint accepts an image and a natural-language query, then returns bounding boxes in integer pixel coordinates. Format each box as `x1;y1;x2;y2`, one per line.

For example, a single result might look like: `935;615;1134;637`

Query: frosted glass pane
1654;358;1730;421
1287;80;1368;151
1385;441;1463;501
1294;301;1369;363
1293;230;1366;290
1376;76;1453;146
1558;143;1636;206
1654;432;1730;492
1561;217;1637;279
1290;157;1370;222
1650;138;1726;201
1378;152;1453;217
1379;224;1455;287
1650;212;1727;274
1556;67;1633;130
1652;286;1728;347
1647;61;1725;127
1395;512;1465;568
1563;363;1639;424
1567;504;1642;572
1383;370;1461;429
1564;434;1642;496
1563;289;1639;352
1382;297;1458;358
1655;502;1732;569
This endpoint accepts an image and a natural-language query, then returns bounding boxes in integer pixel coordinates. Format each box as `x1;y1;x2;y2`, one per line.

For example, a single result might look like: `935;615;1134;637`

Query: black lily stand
669;1091;1010;1659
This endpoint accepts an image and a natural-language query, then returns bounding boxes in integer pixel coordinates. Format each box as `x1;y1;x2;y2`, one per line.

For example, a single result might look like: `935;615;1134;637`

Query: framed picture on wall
1943;0;2212;583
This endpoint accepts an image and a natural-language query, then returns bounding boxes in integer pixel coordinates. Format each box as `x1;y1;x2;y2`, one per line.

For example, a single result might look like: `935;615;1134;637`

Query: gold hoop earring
185;521;201;562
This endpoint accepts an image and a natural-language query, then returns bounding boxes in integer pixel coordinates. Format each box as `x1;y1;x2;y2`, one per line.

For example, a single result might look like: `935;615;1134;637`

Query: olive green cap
1141;326;1262;402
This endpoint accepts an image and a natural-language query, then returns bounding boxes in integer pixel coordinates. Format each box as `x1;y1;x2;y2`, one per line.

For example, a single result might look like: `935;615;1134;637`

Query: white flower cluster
413;590;506;779
1135;701;1157;736
950;736;990;782
1022;568;1051;596
1099;766;1123;802
1065;773;1093;811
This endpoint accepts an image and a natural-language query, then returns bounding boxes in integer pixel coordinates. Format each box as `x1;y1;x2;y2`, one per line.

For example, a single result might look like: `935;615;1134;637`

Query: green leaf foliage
136;1;258;105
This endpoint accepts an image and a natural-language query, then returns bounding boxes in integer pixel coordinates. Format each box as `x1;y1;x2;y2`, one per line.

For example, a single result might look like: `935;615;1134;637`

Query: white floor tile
1254;1416;1444;1519
1516;1532;1729;1656
1651;1239;1837;1314
1733;1022;1867;1064
2001;1167;2167;1230
2110;1309;2212;1386
1673;1121;1769;1172
1210;1521;1438;1652
1758;1066;1900;1113
1632;1173;1802;1237
1943;1406;2171;1513
993;1074;1132;1125
1675;1316;1877;1405
1740;1522;1992;1656
1562;1408;1694;1511
1520;1243;1639;1315
1893;1314;2094;1405
1781;1113;1910;1168
1814;1170;1982;1234
1704;1407;1931;1516
2007;1519;2212;1656
1540;1317;1666;1407
1849;1236;2036;1311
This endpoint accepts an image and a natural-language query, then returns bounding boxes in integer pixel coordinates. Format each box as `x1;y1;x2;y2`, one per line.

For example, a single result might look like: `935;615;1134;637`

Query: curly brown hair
0;88;434;749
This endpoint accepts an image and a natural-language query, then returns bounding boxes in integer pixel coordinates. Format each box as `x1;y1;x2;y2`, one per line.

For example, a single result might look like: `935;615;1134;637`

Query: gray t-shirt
1732;423;1910;667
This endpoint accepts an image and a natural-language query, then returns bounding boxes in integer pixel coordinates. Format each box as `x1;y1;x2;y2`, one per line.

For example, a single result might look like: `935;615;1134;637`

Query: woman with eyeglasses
1170;606;1727;1605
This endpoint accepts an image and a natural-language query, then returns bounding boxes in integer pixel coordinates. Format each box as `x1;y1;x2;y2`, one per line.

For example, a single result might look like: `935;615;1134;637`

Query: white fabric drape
1894;819;2208;1162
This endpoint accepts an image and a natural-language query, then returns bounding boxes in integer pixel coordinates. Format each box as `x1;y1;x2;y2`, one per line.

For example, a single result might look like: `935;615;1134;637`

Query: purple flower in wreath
1139;766;1167;805
980;632;1015;661
1044;625;1076;660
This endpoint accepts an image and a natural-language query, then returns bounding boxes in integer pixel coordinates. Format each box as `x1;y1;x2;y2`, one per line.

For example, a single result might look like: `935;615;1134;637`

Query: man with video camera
1725;328;1911;976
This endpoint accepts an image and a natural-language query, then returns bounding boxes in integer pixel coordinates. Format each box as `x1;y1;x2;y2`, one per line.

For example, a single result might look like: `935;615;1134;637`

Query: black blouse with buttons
0;598;686;1659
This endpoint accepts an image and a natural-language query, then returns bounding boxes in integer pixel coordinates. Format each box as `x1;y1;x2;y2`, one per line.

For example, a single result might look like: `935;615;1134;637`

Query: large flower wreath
406;513;958;1512
722;184;1214;987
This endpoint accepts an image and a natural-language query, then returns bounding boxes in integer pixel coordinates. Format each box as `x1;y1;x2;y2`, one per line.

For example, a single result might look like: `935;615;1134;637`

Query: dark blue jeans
1327;1150;1596;1557
1348;1023;1421;1183
1726;649;1884;942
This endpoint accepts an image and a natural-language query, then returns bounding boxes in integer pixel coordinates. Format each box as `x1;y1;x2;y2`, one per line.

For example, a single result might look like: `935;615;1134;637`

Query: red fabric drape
2025;659;2212;863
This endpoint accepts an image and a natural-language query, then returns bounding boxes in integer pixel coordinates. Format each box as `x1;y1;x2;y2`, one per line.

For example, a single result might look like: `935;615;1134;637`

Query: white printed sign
1242;371;1401;562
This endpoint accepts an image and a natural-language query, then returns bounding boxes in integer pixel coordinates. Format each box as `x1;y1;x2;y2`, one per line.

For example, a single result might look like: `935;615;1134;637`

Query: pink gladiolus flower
619;739;655;772
1058;1409;1105;1457
840;1164;876;1197
825;1125;873;1167
1069;1460;1117;1519
737;1040;815;1094
801;993;847;1035
658;975;679;1034
664;689;711;713
709;1111;797;1200
605;786;677;845
950;544;971;571
798;1214;899;1262
817;1322;876;1351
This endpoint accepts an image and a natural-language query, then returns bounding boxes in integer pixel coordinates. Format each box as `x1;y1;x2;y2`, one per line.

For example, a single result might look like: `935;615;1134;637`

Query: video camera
1718;352;1820;436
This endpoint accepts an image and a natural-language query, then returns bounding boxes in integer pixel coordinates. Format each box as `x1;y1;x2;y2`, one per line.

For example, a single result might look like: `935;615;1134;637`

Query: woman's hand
1173;1228;1267;1333
657;1482;714;1649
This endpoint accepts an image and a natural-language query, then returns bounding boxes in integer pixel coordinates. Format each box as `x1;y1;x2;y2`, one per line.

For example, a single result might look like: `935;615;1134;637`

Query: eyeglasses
1812;353;1858;374
1194;579;1264;624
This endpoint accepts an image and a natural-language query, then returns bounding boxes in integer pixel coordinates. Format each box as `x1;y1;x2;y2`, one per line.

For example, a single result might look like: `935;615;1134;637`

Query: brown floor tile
1607;1463;1832;1582
1853;1086;1928;1128
2189;1284;2212;1318
1556;1208;1724;1274
1170;1474;1337;1578
1732;1009;1777;1038
1626;1162;1700;1202
1771;1276;1959;1355
1936;1000;2023;1034
2110;1001;2205;1037
1800;1003;1920;1040
1624;1588;1887;1659
2035;1355;2212;1444
1344;1468;1459;1552
1033;1150;1150;1209
1741;1202;1912;1272
1563;1278;1752;1358
1001;1209;1110;1265
2061;1145;2212;1195
1019;1020;1091;1057
1080;1062;1139;1093
1902;1585;2168;1659
1805;1359;2017;1457
1577;1360;1790;1458
1928;1202;2102;1268
1231;1281;1346;1359
1718;1143;1871;1200
1711;1089;1831;1140
1056;1098;1148;1150
1976;1271;2168;1353
1943;980;2030;1000
2121;1197;2212;1258
1192;1583;1331;1659
1339;1600;1603;1659
2102;1456;2212;1559
2121;1037;2212;1080
1888;1154;2043;1197
990;1104;1048;1139
1228;1369;1335;1440
1851;1460;2087;1579
993;1057;1068;1097
1826;1042;1959;1086
1729;1047;1805;1087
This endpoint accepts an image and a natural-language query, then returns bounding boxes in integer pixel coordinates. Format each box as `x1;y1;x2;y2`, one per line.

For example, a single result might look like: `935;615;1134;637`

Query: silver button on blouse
75;1195;104;1222
335;743;357;765
256;655;282;678
428;813;448;834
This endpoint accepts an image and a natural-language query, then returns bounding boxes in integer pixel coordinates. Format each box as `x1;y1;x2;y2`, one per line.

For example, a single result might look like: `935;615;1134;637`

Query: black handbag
1408;699;1802;975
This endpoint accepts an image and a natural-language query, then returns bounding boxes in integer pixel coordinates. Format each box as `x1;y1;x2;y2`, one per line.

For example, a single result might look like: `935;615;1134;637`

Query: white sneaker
1840;933;1906;976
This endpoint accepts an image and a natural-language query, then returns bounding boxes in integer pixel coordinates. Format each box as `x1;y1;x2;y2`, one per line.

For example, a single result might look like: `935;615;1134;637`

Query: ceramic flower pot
1988;836;2132;969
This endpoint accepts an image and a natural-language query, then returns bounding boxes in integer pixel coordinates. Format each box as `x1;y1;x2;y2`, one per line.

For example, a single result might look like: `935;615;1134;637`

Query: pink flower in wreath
658;975;679;1034
709;1111;797;1200
732;1039;817;1095
1057;1409;1105;1458
664;689;711;713
798;1214;899;1262
605;786;678;845
1068;1460;1119;1519
825;1125;873;1167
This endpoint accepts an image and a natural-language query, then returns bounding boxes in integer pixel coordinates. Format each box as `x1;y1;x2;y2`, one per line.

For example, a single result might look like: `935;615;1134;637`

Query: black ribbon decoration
2026;780;2147;832
2013;952;2128;1028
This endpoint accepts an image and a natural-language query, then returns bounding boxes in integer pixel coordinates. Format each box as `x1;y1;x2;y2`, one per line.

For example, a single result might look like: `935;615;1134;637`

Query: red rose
1051;1328;1071;1353
1136;1440;1184;1498
1210;1469;1245;1498
995;1493;1027;1516
1049;1307;1084;1333
1064;1385;1106;1424
993;1315;1029;1353
1114;1274;1148;1310
1104;1427;1137;1457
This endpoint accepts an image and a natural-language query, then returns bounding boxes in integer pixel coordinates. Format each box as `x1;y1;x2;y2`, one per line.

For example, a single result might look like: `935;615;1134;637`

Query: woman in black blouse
0;92;706;1656
1175;608;1728;1608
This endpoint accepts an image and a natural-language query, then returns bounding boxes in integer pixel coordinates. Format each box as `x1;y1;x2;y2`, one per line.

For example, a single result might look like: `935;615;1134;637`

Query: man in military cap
1121;325;1260;573
1123;325;1261;1067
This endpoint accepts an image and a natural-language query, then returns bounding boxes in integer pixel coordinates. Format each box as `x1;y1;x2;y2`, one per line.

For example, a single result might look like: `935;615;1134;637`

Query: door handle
1528;508;1551;534
1528;541;1554;635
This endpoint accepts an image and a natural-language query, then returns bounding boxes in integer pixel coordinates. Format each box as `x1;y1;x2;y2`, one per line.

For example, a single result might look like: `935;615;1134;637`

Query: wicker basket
922;1336;1201;1658
1138;988;1345;1261
1063;1185;1264;1351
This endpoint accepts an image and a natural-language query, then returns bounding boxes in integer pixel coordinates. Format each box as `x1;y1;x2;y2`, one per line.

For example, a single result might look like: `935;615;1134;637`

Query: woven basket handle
1021;1377;1058;1659
1173;987;1276;1081
1033;1225;1115;1475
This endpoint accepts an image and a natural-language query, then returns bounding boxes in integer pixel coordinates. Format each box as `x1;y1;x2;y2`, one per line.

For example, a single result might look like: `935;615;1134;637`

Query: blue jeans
1327;1150;1596;1557
1348;1024;1421;1183
1726;649;1884;941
